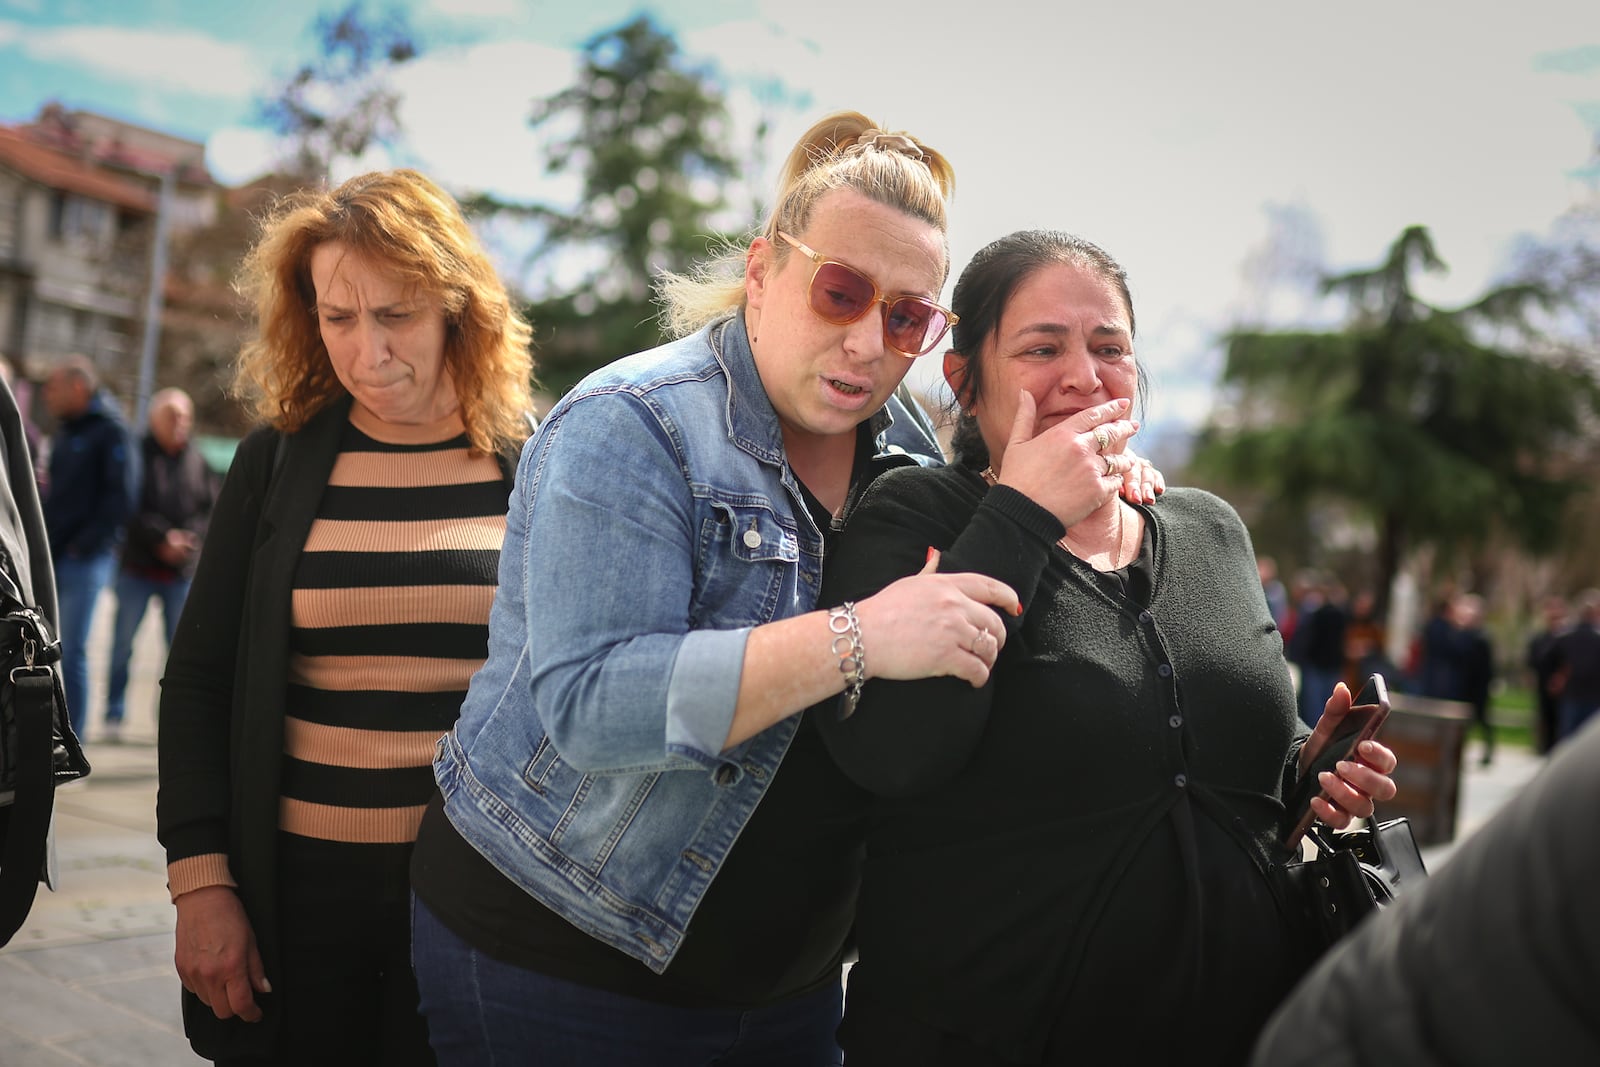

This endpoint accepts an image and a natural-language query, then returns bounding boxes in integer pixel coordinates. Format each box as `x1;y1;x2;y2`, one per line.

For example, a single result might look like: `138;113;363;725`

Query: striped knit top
164;405;510;898
278;405;508;845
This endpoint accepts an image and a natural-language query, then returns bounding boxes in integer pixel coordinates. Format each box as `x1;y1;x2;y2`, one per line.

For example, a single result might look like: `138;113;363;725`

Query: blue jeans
411;897;844;1066
54;552;117;740
1557;696;1599;745
104;571;190;725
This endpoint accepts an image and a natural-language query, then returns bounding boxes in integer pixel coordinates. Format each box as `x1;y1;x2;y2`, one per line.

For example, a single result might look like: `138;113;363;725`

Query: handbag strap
1304;803;1397;864
0;665;60;946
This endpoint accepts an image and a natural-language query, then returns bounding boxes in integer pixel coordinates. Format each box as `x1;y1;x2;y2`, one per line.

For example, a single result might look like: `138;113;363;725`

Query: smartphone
1281;673;1391;855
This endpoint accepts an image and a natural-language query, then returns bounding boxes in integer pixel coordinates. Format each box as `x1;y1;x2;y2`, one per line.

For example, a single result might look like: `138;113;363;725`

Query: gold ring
1104;455;1117;477
1093;428;1109;452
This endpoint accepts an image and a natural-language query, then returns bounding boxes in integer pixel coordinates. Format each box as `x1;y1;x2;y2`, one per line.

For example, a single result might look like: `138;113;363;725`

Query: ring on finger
1093;428;1110;452
1103;454;1117;477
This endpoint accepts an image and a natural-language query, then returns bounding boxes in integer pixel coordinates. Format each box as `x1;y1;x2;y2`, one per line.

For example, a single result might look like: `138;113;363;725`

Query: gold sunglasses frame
776;231;958;357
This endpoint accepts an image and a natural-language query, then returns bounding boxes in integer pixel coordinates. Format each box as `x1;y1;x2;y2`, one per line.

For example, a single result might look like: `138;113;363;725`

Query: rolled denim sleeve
520;388;746;774
665;627;750;762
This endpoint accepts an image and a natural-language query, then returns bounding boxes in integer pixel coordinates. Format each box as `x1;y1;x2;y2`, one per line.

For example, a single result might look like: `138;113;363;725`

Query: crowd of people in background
1262;553;1598;760
5;361;217;747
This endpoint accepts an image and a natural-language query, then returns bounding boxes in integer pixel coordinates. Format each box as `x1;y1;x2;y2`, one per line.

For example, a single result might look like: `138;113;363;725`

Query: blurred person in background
1545;589;1600;745
1288;574;1347;727
156;168;536;1065
1341;588;1398;694
1453;592;1496;765
1415;587;1462;700
41;353;133;740
101;387;218;742
1525;594;1569;754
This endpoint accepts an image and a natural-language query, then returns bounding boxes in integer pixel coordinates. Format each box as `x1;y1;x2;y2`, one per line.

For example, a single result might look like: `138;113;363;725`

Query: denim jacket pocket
521;735;664;872
691;498;799;627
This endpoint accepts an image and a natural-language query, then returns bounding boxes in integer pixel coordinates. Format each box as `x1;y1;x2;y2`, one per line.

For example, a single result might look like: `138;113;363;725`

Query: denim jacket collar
709;312;897;470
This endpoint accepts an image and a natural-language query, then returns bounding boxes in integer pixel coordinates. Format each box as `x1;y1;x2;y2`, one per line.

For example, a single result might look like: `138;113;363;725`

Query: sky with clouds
3;0;1597;435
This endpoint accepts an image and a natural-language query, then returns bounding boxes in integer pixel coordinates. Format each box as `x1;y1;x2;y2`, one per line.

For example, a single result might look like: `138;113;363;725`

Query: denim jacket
433;314;941;971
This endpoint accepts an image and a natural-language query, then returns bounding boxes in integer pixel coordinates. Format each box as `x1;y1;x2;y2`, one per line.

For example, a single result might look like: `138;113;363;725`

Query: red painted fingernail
926;546;936;564
1014;602;1024;616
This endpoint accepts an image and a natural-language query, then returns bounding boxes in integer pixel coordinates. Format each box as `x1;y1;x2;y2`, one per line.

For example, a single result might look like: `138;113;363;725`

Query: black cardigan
155;397;517;1058
817;464;1310;1065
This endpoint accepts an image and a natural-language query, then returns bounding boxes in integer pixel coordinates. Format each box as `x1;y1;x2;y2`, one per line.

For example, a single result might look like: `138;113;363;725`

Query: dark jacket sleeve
815;467;1063;797
125;439;170;553
1251;717;1600;1067
155;427;277;865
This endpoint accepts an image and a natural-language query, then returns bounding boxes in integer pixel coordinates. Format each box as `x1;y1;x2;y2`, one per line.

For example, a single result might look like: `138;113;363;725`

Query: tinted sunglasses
777;231;958;357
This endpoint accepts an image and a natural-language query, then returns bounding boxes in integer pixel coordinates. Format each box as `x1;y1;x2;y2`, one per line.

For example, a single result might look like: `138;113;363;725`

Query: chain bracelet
827;601;865;719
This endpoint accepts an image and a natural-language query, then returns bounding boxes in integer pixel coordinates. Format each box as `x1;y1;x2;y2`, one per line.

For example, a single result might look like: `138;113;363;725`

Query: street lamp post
132;167;174;433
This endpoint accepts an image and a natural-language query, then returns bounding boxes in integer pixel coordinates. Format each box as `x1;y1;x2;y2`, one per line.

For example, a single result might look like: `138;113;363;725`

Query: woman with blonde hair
157;167;535;1065
410;110;1156;1066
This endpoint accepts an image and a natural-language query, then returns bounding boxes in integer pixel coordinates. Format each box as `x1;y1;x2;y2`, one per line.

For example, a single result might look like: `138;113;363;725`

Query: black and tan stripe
279;407;508;845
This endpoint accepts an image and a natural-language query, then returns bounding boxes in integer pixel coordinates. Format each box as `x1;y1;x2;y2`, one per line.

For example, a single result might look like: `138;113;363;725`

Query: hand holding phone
1281;673;1391;855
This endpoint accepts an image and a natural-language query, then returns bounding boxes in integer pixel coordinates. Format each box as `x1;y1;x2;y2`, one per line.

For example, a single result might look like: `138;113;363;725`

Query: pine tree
1191;226;1600;608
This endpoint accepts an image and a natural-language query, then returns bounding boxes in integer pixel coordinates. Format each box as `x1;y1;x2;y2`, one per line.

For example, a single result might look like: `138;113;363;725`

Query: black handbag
1282;808;1427;955
0;577;90;946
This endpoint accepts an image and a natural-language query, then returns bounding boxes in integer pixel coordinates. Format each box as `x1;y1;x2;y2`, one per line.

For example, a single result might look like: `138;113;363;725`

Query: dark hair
944;230;1146;468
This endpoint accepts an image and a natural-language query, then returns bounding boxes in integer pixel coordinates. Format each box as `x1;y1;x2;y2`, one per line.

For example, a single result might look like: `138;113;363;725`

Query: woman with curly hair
156;168;536;1065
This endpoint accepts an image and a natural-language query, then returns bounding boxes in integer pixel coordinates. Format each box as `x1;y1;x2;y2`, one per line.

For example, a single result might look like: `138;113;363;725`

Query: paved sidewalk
0;592;200;1065
0;595;1554;1064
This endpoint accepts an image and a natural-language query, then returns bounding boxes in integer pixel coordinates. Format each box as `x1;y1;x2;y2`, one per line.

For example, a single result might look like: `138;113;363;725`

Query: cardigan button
1169;715;1182;729
1157;663;1172;678
1138;610;1153;625
1174;773;1188;788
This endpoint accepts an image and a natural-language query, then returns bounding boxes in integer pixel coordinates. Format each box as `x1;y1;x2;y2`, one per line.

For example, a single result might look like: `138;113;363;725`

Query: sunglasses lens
886;299;949;356
808;262;876;324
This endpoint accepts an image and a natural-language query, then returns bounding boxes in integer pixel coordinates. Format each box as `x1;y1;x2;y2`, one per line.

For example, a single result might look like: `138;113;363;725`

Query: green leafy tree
257;2;420;182
469;15;750;396
1191;225;1600;609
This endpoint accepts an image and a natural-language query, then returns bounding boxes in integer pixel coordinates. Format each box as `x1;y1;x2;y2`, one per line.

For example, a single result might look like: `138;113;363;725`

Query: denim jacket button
742;529;763;549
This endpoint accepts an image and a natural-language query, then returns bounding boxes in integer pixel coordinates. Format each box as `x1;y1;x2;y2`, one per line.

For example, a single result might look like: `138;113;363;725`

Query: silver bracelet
828;601;866;719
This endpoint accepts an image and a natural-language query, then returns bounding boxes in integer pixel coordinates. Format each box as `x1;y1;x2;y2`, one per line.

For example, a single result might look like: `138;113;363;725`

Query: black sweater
817;465;1309;1066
